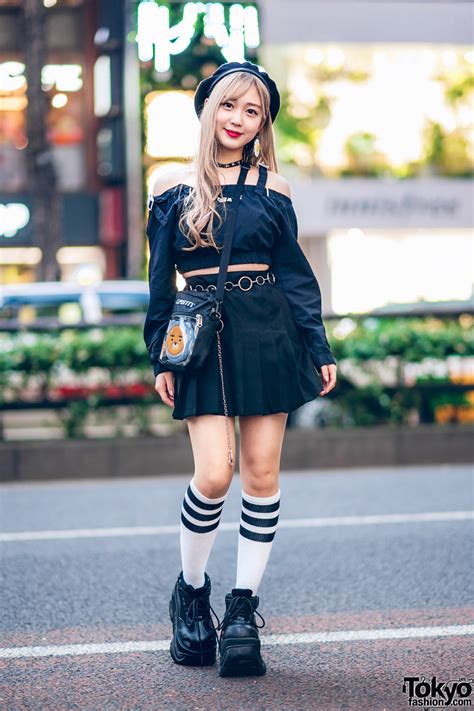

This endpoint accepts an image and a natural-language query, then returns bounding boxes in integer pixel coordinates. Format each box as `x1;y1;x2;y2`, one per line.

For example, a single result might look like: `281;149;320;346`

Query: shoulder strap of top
256;163;268;194
147;184;176;210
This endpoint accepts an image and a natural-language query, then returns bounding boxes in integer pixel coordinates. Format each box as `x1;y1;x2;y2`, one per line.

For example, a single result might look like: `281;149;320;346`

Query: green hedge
0;315;472;435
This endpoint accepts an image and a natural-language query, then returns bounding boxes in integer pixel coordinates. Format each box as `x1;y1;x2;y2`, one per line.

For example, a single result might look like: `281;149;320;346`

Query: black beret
194;61;280;123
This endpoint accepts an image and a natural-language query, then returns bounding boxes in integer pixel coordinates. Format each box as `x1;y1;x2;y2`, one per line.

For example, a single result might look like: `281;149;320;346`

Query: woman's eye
221;102;258;117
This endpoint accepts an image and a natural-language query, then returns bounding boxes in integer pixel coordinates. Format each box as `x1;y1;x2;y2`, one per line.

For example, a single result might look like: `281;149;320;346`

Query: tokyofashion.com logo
403;676;473;706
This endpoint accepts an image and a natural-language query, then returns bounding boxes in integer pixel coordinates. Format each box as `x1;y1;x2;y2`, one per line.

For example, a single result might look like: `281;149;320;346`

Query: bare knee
193;469;234;498
241;464;278;497
186;415;237;498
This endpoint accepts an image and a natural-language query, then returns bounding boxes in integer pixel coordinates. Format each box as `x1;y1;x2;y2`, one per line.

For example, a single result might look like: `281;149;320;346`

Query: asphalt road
1;464;473;711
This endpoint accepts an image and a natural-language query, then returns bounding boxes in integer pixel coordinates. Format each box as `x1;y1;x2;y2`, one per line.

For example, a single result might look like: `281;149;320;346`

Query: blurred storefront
257;2;474;314
134;1;473;310
259;40;474;313
3;0;471;303
0;0;126;285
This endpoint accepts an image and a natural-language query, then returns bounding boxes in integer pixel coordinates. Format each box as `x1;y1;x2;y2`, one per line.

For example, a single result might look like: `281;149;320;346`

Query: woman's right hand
155;371;175;407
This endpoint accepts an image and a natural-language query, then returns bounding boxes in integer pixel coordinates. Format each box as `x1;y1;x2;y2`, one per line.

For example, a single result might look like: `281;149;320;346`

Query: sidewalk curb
1;424;472;482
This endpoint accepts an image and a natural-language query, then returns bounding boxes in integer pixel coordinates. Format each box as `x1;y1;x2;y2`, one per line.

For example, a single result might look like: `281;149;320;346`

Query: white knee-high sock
180;477;227;589
235;489;281;595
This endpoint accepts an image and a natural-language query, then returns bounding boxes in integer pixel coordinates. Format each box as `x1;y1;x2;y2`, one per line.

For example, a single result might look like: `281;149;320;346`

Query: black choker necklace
217;159;243;168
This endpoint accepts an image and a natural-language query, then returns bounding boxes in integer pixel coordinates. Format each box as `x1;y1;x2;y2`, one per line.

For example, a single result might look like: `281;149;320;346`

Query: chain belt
185;270;276;292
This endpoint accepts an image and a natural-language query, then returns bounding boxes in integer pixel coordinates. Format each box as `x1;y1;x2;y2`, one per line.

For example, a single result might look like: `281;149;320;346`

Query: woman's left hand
319;364;337;396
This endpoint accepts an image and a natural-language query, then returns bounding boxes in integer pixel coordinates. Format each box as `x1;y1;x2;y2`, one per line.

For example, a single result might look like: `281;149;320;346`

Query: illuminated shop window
261;44;474;178
328;228;474;314
0;59;86;191
56;246;106;285
145;90;200;158
46;76;86;191
0;60;28;190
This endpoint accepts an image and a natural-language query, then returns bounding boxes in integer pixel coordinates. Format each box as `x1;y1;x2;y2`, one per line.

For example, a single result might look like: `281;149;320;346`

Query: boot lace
183;594;220;665
217;596;266;632
184;594;221;634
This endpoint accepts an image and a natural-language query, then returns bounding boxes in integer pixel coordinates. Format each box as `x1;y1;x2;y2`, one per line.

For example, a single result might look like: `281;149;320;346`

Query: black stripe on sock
242;498;280;514
182;498;223;522
239;525;276;543
187;485;225;512
241;511;279;528
181;512;221;534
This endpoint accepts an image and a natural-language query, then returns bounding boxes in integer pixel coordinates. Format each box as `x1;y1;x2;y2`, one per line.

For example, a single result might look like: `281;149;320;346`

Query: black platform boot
218;588;266;677
169;571;220;666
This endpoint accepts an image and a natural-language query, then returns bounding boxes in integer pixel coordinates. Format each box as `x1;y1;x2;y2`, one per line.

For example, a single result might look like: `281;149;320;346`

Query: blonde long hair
178;71;279;251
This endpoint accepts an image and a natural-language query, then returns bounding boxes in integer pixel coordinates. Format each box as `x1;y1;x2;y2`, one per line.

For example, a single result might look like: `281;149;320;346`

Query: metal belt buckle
237;275;253;291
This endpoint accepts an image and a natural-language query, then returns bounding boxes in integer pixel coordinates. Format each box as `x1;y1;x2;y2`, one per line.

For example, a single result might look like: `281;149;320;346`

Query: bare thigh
186;414;237;498
238;413;288;497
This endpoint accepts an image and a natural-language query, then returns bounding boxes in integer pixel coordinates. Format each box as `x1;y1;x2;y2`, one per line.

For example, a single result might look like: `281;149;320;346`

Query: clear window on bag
159;314;201;366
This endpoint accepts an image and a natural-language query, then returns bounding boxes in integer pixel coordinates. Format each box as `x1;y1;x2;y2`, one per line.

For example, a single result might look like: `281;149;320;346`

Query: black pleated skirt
171;268;321;420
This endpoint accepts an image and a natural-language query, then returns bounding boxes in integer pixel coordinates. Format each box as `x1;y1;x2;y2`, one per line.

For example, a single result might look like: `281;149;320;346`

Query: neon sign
136;2;260;71
0;61;24;92
94;56;112;117
42;64;83;92
0;62;83;92
0;204;30;238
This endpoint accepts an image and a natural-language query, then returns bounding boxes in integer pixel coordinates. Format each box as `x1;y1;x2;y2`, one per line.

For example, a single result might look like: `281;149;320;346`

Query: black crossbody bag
158;161;249;373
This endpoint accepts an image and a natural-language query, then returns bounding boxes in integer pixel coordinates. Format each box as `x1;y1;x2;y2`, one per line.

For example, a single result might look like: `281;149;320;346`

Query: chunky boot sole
169;597;216;667
169;634;216;666
219;637;267;677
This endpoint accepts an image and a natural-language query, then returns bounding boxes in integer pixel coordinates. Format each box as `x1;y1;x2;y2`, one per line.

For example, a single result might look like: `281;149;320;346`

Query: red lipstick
225;129;242;138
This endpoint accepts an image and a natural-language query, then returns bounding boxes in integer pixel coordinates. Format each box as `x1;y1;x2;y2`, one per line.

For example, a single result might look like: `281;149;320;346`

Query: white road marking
1;625;473;660
263;625;474;646
0;511;472;542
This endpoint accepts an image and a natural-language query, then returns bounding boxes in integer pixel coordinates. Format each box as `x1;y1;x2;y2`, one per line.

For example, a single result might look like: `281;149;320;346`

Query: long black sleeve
271;196;336;373
143;192;177;376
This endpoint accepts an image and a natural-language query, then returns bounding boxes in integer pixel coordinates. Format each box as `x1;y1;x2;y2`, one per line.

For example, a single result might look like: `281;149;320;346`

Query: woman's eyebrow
227;97;262;109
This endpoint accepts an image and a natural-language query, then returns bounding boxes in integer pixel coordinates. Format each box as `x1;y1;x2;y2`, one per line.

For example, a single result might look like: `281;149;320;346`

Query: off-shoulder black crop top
144;163;336;376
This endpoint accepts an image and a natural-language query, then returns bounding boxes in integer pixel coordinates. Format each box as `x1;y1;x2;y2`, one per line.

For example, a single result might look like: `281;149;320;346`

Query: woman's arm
270;183;336;374
143;186;178;376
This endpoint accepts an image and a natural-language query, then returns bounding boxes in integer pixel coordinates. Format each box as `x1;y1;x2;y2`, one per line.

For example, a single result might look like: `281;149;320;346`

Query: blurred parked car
0;280;149;329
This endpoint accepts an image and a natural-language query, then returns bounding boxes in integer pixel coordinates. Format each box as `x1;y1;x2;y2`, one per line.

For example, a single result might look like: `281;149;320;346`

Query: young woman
144;61;337;677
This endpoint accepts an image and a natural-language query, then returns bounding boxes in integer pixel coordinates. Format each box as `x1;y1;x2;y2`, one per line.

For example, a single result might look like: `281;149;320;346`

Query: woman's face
213;84;264;151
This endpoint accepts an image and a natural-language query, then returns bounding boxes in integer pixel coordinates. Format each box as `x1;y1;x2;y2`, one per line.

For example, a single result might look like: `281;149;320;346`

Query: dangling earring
253;134;261;158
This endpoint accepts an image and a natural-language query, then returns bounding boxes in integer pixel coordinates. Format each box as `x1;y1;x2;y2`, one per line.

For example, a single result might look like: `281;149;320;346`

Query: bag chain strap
216;330;233;465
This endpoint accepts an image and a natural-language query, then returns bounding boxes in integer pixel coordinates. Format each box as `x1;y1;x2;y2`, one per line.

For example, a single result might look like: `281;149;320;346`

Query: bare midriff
182;263;270;279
